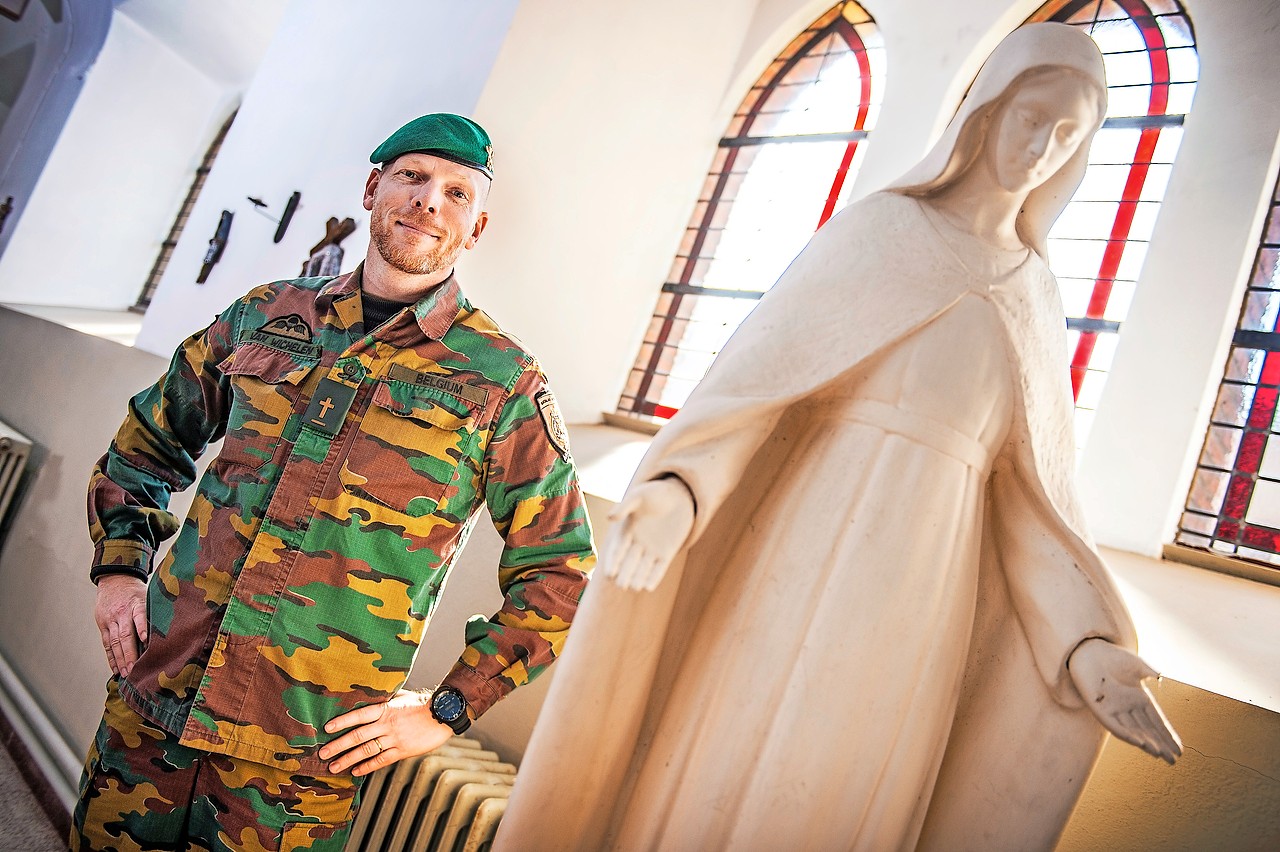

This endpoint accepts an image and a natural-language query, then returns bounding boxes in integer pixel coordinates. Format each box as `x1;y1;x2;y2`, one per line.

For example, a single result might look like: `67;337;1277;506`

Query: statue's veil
887;22;1108;258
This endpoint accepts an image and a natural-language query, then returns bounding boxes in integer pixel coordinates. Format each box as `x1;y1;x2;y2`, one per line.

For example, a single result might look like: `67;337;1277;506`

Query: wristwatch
430;685;471;734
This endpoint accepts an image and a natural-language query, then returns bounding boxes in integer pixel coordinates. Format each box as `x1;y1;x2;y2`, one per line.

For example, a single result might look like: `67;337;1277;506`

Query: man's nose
412;186;440;214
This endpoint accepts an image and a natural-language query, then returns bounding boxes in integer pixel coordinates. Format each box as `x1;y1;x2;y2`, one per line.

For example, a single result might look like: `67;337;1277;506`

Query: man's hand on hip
319;689;455;776
94;575;148;678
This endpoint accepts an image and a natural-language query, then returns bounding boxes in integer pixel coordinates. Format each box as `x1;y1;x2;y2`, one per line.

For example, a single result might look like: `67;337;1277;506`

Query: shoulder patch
535;388;572;463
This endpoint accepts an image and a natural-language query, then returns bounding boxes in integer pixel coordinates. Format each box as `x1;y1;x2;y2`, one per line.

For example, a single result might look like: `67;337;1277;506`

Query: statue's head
891;23;1108;255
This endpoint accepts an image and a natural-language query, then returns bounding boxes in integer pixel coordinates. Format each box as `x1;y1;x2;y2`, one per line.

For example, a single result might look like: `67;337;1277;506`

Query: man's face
362;152;490;277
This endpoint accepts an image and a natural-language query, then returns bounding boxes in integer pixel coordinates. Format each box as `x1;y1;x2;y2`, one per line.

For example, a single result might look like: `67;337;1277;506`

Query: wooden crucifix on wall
301;216;356;277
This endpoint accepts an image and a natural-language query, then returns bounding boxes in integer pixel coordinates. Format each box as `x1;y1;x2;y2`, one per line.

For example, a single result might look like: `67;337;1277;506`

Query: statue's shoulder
821;191;925;240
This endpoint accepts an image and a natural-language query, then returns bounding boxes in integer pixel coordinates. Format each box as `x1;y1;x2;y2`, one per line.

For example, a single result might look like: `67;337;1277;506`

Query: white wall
0;10;230;309
134;0;521;357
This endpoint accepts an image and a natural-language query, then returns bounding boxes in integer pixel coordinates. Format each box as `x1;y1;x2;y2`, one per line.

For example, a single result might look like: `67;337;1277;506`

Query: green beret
370;113;494;179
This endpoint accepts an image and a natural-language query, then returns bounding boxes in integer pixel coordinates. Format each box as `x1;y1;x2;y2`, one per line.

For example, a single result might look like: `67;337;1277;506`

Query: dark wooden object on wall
301;216;356;277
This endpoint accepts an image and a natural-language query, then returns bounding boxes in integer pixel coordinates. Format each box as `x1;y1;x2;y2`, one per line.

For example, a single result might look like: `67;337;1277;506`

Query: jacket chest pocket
216;343;319;471
339;379;481;517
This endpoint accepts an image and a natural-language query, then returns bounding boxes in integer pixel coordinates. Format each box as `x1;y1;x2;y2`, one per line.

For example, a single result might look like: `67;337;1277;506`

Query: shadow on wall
1059;677;1280;850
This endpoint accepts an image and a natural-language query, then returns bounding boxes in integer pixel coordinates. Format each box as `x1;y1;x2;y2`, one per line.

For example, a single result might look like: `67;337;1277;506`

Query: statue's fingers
641;551;668;592
1125;708;1162;757
1138;702;1182;763
1127;707;1175;763
610;537;640;587
604;539;634;580
606;495;638;524
1134;657;1161;682
600;520;635;578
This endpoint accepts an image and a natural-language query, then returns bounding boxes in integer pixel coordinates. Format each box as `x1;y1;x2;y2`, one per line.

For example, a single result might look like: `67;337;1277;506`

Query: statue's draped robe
497;193;1137;851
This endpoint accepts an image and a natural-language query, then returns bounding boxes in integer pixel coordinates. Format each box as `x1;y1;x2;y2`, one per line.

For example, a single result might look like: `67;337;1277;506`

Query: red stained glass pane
1031;0;1196;431
1182;164;1280;572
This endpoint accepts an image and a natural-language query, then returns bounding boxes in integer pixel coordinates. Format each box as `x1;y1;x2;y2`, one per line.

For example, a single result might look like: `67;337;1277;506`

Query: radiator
346;735;516;852
0;419;32;531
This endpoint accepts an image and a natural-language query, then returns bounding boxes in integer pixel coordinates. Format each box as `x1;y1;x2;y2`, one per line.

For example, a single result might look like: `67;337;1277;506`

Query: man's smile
395;219;441;238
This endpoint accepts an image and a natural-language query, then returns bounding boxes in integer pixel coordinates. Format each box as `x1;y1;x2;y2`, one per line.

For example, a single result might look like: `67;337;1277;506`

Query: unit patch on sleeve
536;388;572;463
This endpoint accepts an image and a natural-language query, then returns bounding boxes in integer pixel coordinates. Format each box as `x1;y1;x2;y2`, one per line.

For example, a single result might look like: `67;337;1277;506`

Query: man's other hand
94;574;148;678
320;690;455;776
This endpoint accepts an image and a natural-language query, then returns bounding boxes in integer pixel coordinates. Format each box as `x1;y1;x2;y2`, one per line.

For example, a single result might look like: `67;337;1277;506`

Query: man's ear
362;168;382;212
465;211;489;250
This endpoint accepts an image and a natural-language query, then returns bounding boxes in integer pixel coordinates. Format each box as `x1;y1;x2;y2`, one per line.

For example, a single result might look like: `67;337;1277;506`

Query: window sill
1101;546;1280;714
600;411;662;436
566;421;654;505
1161;543;1280;589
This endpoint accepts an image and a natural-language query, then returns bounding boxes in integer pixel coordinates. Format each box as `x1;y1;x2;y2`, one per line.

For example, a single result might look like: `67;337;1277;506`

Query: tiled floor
0;303;143;347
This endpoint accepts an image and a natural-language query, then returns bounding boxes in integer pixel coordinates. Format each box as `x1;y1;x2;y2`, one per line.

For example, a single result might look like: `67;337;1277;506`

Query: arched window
1027;0;1198;446
617;1;883;422
1176;176;1280;572
134;109;238;310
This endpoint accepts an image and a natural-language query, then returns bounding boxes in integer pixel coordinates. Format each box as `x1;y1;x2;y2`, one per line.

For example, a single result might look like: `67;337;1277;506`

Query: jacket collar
317;263;468;341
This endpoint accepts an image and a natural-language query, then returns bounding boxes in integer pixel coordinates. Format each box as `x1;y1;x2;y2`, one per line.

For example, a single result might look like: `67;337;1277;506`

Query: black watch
430;685;471;734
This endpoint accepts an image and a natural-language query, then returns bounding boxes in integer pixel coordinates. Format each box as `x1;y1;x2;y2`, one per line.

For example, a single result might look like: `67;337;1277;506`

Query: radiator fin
0;420;33;533
347;735;516;852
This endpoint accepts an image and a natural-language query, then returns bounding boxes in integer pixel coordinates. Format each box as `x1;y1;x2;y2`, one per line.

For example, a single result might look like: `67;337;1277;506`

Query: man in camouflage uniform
73;113;595;851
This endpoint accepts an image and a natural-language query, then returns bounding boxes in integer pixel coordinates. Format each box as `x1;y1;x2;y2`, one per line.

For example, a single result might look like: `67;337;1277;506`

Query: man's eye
401;170;419;179
450;190;469;201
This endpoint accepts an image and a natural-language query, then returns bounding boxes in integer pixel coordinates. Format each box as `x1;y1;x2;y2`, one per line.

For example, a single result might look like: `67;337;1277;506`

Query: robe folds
497;192;1138;852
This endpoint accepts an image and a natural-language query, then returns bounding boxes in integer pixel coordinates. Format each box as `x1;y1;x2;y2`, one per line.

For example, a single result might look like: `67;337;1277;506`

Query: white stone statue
497;23;1180;852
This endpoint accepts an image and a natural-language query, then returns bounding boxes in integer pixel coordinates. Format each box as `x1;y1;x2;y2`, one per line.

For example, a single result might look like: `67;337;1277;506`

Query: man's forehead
388;152;490;186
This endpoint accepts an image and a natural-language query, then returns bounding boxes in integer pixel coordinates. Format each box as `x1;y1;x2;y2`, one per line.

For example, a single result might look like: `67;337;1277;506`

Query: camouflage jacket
87;268;595;773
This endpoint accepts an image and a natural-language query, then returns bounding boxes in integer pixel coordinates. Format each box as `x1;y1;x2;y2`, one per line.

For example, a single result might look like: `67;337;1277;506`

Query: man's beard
369;211;462;275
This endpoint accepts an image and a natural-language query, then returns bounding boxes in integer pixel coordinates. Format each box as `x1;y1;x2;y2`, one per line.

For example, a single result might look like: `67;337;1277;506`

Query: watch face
432;689;466;723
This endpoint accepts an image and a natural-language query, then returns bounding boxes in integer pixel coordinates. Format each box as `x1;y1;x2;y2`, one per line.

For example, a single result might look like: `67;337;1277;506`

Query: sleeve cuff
441;663;508;720
91;540;154;584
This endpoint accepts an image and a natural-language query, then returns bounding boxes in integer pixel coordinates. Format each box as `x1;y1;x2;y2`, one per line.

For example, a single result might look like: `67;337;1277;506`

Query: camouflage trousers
71;679;363;852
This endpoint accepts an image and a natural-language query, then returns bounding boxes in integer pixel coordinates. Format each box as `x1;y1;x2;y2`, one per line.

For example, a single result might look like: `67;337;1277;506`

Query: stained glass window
135;110;238;310
1175;176;1280;572
1028;0;1198;447
617;1;883;421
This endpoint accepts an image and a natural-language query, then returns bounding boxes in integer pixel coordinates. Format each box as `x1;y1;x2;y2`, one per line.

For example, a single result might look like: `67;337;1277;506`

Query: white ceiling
114;0;288;89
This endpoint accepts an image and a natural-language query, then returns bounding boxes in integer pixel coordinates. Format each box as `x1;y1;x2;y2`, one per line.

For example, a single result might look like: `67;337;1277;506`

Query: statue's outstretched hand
600;477;695;591
1068;637;1182;765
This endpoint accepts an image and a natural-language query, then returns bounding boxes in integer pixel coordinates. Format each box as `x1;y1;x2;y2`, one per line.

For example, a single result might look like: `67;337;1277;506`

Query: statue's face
988;74;1098;196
